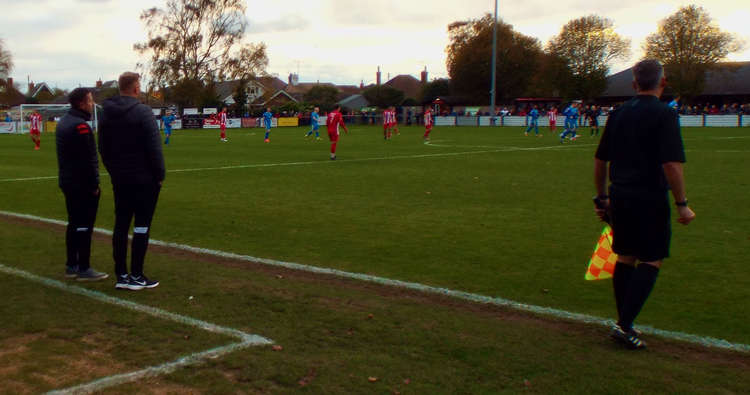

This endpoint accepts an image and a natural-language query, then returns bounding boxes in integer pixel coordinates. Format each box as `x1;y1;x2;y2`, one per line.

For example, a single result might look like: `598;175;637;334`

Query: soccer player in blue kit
560;102;579;142
162;110;176;145
305;107;320;139
263;107;273;143
525;105;541;137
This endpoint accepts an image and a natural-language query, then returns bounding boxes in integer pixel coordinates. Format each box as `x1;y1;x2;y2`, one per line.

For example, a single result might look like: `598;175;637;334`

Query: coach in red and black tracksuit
55;88;108;281
99;72;165;290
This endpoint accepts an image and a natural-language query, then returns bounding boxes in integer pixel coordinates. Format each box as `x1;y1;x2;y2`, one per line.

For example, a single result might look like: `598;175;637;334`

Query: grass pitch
0;125;748;392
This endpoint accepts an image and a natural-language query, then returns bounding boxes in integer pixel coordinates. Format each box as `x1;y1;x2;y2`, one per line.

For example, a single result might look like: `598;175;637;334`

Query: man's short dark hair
118;72;140;93
68;88;91;109
633;59;664;91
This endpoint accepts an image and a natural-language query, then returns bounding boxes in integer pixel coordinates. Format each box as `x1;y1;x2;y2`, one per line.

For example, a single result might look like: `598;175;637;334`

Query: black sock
130;232;150;277
612;262;635;321
618;263;660;330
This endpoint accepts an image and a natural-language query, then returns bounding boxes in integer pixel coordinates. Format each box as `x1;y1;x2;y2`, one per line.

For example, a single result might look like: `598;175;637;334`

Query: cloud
247;14;312;33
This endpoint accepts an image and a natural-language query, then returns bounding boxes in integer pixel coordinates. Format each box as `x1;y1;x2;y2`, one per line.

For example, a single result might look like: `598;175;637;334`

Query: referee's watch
675;199;688;207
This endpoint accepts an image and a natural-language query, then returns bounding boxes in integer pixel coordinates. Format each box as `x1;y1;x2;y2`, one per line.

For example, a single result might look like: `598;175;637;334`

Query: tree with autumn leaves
446;5;741;103
643;5;743;100
134;0;268;108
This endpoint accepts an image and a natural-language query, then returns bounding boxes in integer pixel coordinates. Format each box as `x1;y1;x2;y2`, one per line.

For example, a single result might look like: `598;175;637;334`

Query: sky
1;0;748;91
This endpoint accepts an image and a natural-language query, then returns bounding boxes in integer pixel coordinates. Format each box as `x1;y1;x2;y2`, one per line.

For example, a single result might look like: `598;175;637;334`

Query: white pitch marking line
0;262;272;395
1;210;748;354
0;144;589;183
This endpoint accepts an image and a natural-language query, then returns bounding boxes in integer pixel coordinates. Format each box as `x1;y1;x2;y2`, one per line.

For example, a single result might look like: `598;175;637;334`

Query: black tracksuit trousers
62;187;100;271
111;183;160;277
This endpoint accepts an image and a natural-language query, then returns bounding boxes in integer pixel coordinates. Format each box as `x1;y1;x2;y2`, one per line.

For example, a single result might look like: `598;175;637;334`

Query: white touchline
1;210;748;354
0;260;272;395
0;144;589;183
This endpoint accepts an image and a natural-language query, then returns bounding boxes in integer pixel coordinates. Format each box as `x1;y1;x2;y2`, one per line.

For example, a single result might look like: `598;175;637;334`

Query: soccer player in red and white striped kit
30;110;43;150
383;107;392;140
547;107;558;133
423;107;433;143
219;107;228;142
327;105;348;160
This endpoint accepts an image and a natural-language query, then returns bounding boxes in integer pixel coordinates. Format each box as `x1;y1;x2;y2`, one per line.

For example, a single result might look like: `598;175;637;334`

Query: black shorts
610;196;671;262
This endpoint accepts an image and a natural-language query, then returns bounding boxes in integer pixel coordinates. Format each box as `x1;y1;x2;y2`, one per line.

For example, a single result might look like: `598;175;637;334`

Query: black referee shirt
595;95;685;199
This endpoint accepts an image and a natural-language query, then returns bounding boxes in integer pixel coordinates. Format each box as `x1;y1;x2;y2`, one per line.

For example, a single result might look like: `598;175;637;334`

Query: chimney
421;67;428;84
376;66;381;86
6;77;12;88
360;80;364;89
96;79;103;89
28;81;35;95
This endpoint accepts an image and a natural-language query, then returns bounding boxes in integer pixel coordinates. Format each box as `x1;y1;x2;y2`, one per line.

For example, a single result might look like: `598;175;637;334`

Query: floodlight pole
490;0;498;124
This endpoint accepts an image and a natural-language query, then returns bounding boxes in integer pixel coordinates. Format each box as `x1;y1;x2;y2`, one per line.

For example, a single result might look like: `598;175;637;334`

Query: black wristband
675;200;688;207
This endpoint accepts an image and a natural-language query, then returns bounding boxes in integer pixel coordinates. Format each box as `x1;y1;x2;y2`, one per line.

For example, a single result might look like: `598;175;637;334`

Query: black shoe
115;274;131;290
610;324;646;349
127;274;159;290
76;268;109;282
65;265;79;279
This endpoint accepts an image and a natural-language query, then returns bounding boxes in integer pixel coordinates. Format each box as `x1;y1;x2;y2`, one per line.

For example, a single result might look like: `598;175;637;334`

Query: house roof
384;74;422;99
215;80;241;101
337;94;369;109
30;82;53;97
284;82;336;96
601;61;750;98
0;86;25;107
214;76;288;102
262;90;297;105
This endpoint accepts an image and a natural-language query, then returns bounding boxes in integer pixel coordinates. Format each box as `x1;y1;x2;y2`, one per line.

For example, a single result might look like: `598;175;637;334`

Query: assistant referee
593;59;696;350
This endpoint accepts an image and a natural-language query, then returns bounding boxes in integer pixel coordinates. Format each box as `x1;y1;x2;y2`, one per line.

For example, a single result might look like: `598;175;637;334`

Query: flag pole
490;0;498;124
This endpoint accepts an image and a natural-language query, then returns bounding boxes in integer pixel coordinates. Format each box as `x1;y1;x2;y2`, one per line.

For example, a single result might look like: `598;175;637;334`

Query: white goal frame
18;103;100;134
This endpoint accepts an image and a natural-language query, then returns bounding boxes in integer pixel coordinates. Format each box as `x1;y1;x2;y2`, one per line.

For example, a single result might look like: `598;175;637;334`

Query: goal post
17;103;100;134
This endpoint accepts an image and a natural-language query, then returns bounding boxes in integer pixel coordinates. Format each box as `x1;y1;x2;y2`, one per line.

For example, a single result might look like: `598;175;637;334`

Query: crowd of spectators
675;103;750;115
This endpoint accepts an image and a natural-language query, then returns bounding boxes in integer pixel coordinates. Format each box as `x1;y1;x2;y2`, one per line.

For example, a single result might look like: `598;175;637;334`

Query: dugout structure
17;104;101;133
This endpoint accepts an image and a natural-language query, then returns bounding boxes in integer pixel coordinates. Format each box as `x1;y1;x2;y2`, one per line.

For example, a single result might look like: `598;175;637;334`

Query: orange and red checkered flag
585;225;617;280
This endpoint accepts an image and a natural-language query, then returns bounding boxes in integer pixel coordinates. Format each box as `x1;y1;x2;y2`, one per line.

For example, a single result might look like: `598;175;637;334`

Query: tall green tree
547;15;630;100
303;85;339;112
232;79;249;115
446;14;545;104
362;85;404;108
643;5;743;100
134;0;268;106
419;78;452;104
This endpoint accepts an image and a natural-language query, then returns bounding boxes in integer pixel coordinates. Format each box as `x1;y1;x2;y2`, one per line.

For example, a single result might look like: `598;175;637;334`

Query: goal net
17;103;101;134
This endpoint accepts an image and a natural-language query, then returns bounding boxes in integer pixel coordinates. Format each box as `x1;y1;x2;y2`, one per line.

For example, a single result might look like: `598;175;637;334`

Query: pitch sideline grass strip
0;143;591;183
2;210;748;355
0;262;272;395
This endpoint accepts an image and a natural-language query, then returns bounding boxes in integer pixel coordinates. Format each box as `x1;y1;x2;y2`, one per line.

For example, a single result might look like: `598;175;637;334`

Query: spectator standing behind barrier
99;72;165;291
594;59;695;350
56;88;108;282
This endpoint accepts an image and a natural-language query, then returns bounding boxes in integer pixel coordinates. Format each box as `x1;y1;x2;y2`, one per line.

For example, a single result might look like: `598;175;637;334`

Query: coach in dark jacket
99;72;164;291
56;88;108;281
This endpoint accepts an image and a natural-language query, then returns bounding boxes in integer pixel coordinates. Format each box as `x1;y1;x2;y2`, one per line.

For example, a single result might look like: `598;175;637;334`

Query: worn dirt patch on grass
2;213;748;370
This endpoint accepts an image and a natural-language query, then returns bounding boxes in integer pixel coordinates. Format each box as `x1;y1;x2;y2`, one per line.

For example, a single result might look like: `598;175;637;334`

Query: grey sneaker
76;268;109;282
65;265;78;278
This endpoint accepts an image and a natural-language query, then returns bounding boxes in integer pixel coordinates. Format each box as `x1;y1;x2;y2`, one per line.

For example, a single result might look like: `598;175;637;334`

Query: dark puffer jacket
98;95;165;185
55;107;99;190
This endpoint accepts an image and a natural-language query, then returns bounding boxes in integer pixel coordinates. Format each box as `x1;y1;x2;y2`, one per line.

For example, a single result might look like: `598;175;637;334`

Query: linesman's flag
585;225;617;280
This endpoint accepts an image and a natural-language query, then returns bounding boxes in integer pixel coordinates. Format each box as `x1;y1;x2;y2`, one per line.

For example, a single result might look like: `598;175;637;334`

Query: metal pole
490;0;498;124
